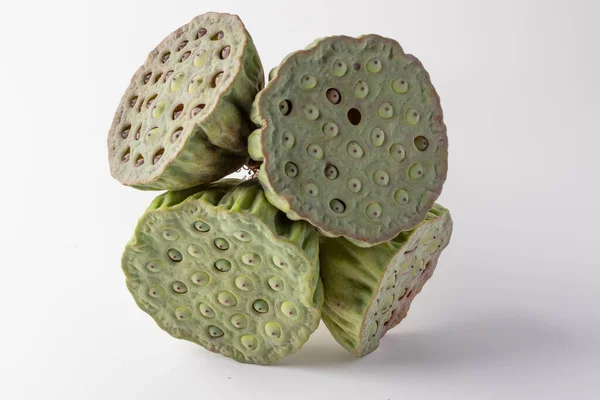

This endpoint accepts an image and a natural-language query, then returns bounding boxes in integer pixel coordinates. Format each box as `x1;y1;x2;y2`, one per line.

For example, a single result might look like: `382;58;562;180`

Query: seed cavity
303;183;319;197
347;178;362;193
211;31;224;40
330;199;346;214
347;108;361;125
161;52;170;63
121;125;131;139
326;88;341;104
167;248;183;262
177;40;188;51
191;271;209;286
148;286;165;298
134;127;141;140
143;72;152;85
268;277;284;292
307;144;323;159
230;314;247;329
324;164;339;180
208;325;224;338
265;322;282;339
180;51;191;62
241;334;258;350
233;231;252;242
284;162;298;177
175;307;191;320
378;102;394;119
394;189;410;205
194;50;207;66
353;81;369;99
187;244;204;257
128;97;138;108
152;148;164;165
389;143;406;162
278;99;292;115
193;220;210;232
220;46;231;59
164;70;173;82
162;229;179;241
366;203;383;220
214;259;232;272
252;299;269;313
332;59;348;76
217;291;237;306
346;141;364;159
134;154;144;167
303;104;319;120
281;302;297;317
300;74;317;89
211;72;224;88
281;131;295;148
235;276;254;291
392;78;409;94
367;58;382;73
172;281;188;294
145;259;163;272
122;147;131;162
146;94;158;109
171;104;184;120
406;108;420;125
191;104;205;117
196;28;207;39
408;162;425;179
199;303;215;318
414;136;429;151
241;252;261;266
272;255;287;268
322;122;339;137
373;170;390;186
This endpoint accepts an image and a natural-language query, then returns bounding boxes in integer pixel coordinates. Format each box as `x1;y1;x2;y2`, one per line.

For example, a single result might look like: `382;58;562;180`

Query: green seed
172;281;188;294
378;102;394;119
234;275;254;291
281;131;295;149
214;238;230;250
265;322;282;339
241;252;261;266
145;259;163;272
279;100;292;116
170;72;185;92
303;104;319;120
208;325;224;338
346;141;364;159
303;183;319;197
193;220;210;232
217;291;237;306
167;249;183;262
267;276;284;291
193;50;207;66
152;101;167;118
354;80;369;99
214;259;232;272
370;128;385;147
307;144;324;159
233;231;252;241
284;162;299;177
281;301;297;317
373;170;390;186
174;306;191;320
346;178;362;193
394;189;410;205
241;334;258;350
332;59;348;76
253;299;269;313
148;286;165;298
230;314;248;329
414;136;429;151
324;164;339;180
392;78;409;94
300;74;317;89
199;303;215;318
191;271;210;286
329;199;346;214
272;255;287;268
322;122;339;137
187;244;204;257
366;203;383;220
366;58;382;73
408;163;425;180
406;108;420;125
389;143;406;162
162;229;179;241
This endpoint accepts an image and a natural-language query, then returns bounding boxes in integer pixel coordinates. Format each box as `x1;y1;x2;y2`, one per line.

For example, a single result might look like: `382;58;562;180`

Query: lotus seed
217;291;237;306
196;28;207;39
148;286;165;298
167;248;182;262
233;231;252;242
233;275;253;291
394;189;410;205
145;127;160;144
367;58;382;73
241;335;258;350
284;162;298;178
281;302;297;317
178;40;188;51
392;78;409;94
253;299;269;313
406;108;420;125
193;50;207;66
307;144;323;159
378;102;394;119
199;303;215;318
170;72;185;92
366;202;383;220
272;255;287;268
134;128;141;140
175;306;191;320
347;177;362;193
188;76;203;93
208;325;224;338
162;229;179;241
347;108;361;125
121;126;131;139
303;183;319;197
187;244;204;257
220;46;231;59
346;141;364;159
153;149;164;165
214;259;232;272
268;277;284;292
191;104;205;117
230;314;248;329
325;164;339;180
279;100;292;115
370;128;385;147
303;104;319;120
408;162;425;180
213;72;224;87
122;149;131;162
135;155;144;167
143;72;151;84
193;220;210;232
322;122;339;137
265;322;282;339
354;81;369;99
330;199;346;214
191;271;209;286
172;281;188;294
332;59;348;76
145;259;163;272
414;136;429;151
241;252;260;266
389;143;406;162
326;88;342;104
373;170;390;186
281;131;295;149
172;104;184;120
300;74;317;89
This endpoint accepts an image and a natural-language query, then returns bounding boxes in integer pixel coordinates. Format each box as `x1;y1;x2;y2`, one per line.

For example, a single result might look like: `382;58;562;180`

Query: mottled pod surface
319;204;452;357
122;179;322;364
108;13;264;190
249;35;447;246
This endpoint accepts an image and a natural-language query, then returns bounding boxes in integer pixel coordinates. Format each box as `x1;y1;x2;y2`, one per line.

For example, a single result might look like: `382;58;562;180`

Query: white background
2;0;599;399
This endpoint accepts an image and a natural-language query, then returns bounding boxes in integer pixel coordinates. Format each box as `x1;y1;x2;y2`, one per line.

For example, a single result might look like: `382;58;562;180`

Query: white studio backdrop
1;0;599;399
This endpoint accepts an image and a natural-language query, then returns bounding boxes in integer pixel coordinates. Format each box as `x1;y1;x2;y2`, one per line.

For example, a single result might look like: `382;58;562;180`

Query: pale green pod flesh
122;179;323;364
319;204;453;357
108;13;265;190
249;35;447;247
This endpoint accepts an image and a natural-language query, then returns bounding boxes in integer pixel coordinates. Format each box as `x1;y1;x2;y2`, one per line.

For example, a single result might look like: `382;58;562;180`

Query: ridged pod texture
108;13;264;190
249;35;447;247
319;204;452;357
122;179;322;364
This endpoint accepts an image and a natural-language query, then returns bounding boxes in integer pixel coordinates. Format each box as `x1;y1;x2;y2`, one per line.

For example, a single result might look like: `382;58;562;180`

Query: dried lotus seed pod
249;35;447;246
108;13;264;190
319;204;452;357
122;179;322;364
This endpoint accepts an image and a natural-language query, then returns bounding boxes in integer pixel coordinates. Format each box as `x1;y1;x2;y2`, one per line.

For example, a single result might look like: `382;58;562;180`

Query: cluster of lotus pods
110;12;453;364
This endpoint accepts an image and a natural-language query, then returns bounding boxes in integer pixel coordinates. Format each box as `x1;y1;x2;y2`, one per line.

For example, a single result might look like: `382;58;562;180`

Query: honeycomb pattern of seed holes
128;97;138;109
378;102;394;119
172;281;188;294
322;122;339;138
193;220;210;232
300;74;317;89
406;108;420;125
180;51;191;62
370;128;385;147
167;248;182;262
332;59;348;77
208;325;224;338
175;306;191;320
162;229;179;241
303;183;319;197
265;322;282;339
373;170;390;186
170;72;185;92
414;136;429;151
272;255;287;269
307;144;323;159
329;199;346;214
354;81;369;99
214;259;231;272
191;271;209;286
187;244;204;257
346;141;364;159
230;313;247;329
217;291;237;306
220;46;231;60
326;88;341;104
268;277;284;292
281;302;297;318
278;100;292;116
134;154;145;167
281;131;295;149
346;177;362;193
324;164;339;180
303;104;319;120
241;252;261;266
284;162;298;178
121;147;131;163
193;50;207;67
252;299;269;313
366;202;382;220
233;231;252;242
367;58;382;73
408;162;425;180
392;78;409;94
234;276;254;291
148;286;165;299
199;303;215;318
145;259;163;273
145;127;160;144
196;28;207;39
241;335;258;350
177;40;189;51
161;52;170;63
146;94;158;109
394;189;410;206
211;31;224;40
152;149;165;165
172;104;184;120
347;108;361;125
191;104;206;117
153;72;163;84
389;143;406;162
188;76;203;93
142;72;152;85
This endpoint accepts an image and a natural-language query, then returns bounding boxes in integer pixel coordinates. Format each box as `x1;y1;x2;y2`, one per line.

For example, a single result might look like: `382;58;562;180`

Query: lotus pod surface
249;35;447;247
108;13;264;190
122;179;322;364
319;204;452;357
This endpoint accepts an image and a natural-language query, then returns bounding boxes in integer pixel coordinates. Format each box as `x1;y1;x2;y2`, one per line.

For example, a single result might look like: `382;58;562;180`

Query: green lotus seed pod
108;13;264;190
319;204;453;357
122;179;322;364
248;35;448;247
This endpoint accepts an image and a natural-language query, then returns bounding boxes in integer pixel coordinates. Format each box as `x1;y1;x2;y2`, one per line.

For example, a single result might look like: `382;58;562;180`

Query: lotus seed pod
122;179;322;364
319;204;453;357
249;35;447;246
108;13;264;190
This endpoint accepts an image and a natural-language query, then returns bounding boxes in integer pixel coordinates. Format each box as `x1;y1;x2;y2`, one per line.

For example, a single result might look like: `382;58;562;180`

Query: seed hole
152;148;164;165
171;128;183;142
196;28;207;39
211;31;224;40
326;88;341;104
142;72;151;84
211;72;224;88
177;40;188;51
161;52;170;63
134;127;141;140
329;199;346;214
191;104;205;117
278;100;292;116
172;104;184;120
121;147;131;162
347;108;361;125
414;136;429;151
180;51;191;62
121;125;131;139
220;46;231;59
146;94;157;109
324;164;339;180
353;63;360;70
128;97;138;108
153;73;163;84
164;70;173;82
134;154;144;167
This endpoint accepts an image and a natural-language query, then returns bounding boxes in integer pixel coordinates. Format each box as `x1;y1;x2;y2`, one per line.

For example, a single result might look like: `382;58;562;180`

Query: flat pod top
250;35;448;247
108;13;262;189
